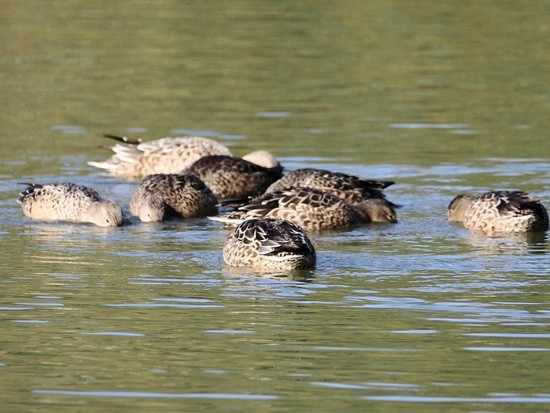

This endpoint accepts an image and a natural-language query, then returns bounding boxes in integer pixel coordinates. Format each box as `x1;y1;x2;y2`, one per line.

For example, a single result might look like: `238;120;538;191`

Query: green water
0;1;548;412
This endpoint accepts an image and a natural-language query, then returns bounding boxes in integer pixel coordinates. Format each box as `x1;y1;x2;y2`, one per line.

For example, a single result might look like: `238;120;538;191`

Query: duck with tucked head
210;187;397;230
88;134;233;179
130;173;218;222
265;168;394;205
448;190;548;234
18;183;123;227
223;218;316;271
181;154;283;199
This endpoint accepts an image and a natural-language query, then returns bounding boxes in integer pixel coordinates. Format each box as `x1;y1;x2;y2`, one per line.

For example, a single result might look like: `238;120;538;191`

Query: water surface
1;1;548;412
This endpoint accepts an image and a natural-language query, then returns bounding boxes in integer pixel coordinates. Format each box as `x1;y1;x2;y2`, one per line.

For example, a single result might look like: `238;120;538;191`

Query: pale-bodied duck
88;134;233;179
18;182;123;227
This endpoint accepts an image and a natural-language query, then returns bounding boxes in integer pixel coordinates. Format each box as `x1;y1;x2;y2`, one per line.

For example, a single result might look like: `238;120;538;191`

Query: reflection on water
223;266;315;283
0;0;549;412
460;231;548;256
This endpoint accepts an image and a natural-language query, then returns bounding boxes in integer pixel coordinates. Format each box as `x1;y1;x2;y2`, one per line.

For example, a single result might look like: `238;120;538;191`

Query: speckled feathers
448;191;548;234
223;218;316;271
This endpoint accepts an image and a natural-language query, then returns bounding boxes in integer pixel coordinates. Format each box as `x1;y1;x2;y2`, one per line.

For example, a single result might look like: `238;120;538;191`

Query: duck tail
207;215;245;226
103;134;143;145
17;182;39;202
218;197;252;209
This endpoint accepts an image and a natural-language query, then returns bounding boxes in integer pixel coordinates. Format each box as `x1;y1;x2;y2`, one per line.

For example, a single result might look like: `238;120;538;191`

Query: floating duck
18;183;123;227
265;168;394;205
210;187;397;230
223;218;316;271
448;190;548;234
130;174;218;222
88;134;233;179
182;155;283;199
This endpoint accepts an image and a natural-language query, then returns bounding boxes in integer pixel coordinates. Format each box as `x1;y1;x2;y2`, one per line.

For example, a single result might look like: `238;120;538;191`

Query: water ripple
32;390;279;400
311;381;421;391
12;320;50;324
464;347;548;352
465;333;550;338
388;123;468;129
80;332;145;337
362;395;550;403
204;330;254;334
105;303;224;309
313;346;420;353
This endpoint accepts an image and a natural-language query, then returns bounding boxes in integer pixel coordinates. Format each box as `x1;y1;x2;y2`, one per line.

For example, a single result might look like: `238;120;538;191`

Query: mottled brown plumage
210;187;397;230
182;155;284;199
223;218;316;271
448;191;548;234
265;168;394;205
18;183;123;227
130;174;218;222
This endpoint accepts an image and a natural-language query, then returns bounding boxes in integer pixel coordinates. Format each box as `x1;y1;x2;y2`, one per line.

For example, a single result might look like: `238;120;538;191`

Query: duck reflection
461;230;547;255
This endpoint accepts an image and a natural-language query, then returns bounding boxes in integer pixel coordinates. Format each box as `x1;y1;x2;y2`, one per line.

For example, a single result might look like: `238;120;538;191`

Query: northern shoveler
223;218;316;271
182;155;283;199
18;183;123;227
88;134;233;179
130;173;218;222
210;187;397;230
265;168;394;205
448;190;548;234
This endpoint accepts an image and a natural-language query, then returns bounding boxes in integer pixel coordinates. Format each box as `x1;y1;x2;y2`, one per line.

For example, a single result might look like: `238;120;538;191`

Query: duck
210;187;397;230
223;218;316;271
265;168;395;205
448;190;548;234
88;134;233;179
18;183;123;227
130;173;218;222
181;154;283;199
